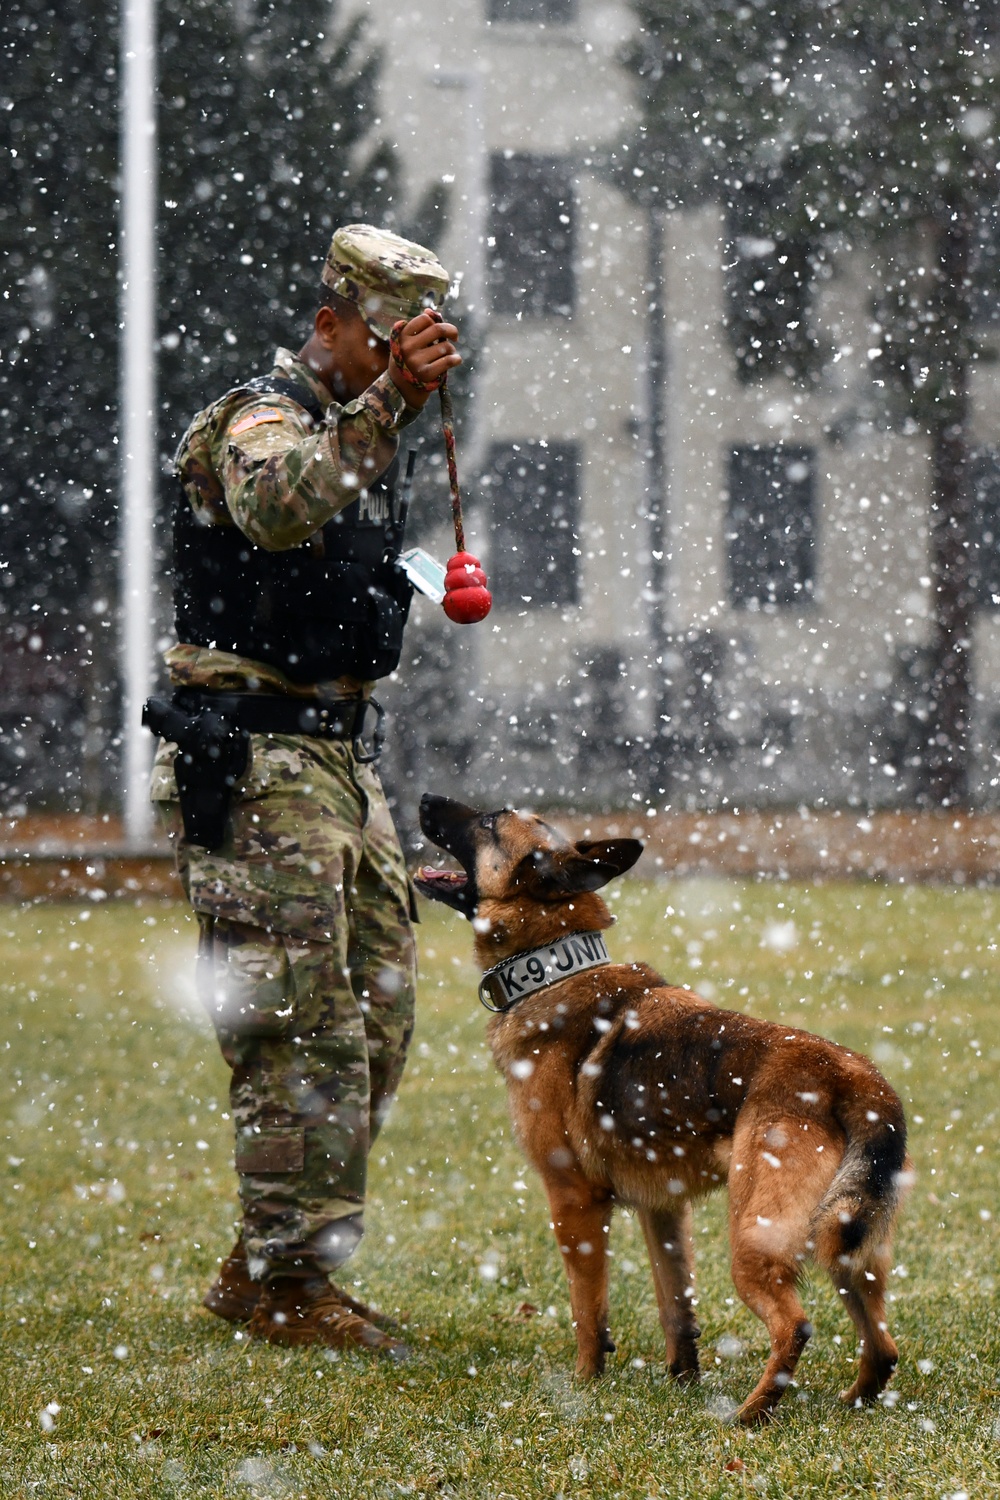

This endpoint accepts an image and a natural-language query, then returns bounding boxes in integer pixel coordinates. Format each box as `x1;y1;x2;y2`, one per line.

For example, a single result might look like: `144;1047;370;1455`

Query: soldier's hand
389;311;461;407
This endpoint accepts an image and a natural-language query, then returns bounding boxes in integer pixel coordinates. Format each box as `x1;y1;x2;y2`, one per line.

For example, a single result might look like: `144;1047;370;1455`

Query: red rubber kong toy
443;552;493;624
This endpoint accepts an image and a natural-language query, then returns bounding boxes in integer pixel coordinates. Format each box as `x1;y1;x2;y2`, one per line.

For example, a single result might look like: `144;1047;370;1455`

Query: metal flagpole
119;0;157;847
645;203;672;800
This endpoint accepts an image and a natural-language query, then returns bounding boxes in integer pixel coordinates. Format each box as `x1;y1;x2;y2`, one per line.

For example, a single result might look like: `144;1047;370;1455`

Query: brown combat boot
328;1280;403;1334
248;1276;410;1360
202;1235;404;1333
203;1235;259;1324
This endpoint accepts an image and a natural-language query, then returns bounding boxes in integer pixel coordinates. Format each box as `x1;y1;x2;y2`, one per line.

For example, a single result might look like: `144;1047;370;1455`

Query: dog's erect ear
576;839;644;879
522;838;643;896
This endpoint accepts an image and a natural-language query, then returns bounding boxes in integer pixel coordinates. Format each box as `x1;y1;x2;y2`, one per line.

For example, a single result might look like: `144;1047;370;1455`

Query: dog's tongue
417;866;465;885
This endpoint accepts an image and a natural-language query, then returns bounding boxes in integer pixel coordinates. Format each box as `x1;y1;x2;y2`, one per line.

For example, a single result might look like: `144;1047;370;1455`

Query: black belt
143;690;388;852
170;690;386;763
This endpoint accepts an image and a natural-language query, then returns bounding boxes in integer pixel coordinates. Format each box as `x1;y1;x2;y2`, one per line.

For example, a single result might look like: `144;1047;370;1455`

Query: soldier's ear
315;305;339;345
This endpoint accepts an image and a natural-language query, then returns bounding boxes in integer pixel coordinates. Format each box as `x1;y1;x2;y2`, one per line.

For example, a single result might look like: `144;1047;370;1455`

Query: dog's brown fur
415;795;912;1425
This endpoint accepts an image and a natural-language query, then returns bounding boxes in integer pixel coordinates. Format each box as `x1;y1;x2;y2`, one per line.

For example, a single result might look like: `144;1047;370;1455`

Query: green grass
1;879;999;1499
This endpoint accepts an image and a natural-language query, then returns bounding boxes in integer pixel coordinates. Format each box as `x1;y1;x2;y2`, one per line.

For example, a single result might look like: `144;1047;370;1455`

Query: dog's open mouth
413;860;475;914
415;794;483;915
416;865;467;892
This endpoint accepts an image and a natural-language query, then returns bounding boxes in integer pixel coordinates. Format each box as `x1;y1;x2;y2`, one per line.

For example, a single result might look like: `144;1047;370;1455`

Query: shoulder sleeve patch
229;407;285;437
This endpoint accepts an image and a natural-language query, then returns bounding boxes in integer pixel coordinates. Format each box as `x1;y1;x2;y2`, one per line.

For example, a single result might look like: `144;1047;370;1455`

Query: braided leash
390;312;491;623
390;310;464;552
438;382;465;556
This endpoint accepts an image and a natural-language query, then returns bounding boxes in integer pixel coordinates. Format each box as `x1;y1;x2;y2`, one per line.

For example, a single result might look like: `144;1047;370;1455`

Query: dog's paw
735;1402;776;1428
839;1383;878;1407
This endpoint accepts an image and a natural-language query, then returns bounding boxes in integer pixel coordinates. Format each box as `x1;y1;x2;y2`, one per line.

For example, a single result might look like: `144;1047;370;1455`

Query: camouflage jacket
167;349;419;699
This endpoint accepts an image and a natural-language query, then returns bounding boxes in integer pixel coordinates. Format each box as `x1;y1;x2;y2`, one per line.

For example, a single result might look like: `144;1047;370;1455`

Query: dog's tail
810;1080;912;1269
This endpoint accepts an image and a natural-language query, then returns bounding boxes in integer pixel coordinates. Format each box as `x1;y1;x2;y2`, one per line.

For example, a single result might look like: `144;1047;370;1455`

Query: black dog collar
478;930;611;1014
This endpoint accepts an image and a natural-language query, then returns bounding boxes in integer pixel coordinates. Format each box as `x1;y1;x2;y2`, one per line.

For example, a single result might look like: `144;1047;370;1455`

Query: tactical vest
173;376;413;684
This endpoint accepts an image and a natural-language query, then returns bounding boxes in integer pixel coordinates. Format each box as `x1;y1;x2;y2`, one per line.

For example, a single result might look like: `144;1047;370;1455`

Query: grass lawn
1;878;998;1499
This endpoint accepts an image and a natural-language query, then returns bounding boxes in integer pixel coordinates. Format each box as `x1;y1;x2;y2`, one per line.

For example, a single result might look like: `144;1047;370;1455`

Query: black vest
173;378;413;684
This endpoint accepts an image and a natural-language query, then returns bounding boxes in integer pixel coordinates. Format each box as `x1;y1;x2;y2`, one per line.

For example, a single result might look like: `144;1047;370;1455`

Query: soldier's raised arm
186;228;459;552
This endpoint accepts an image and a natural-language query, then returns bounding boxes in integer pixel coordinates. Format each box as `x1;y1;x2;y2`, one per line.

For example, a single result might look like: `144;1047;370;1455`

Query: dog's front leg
637;1203;701;1381
543;1175;614;1379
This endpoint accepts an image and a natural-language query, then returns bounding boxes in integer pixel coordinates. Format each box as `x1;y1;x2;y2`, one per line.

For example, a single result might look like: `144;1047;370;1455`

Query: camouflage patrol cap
322;224;451;342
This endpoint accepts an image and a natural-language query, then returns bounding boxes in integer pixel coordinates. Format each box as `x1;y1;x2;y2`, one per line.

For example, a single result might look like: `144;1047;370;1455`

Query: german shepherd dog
415;794;912;1425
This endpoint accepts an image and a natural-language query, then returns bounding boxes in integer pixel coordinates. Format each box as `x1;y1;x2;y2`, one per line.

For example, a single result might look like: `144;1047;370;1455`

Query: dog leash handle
389;313;492;624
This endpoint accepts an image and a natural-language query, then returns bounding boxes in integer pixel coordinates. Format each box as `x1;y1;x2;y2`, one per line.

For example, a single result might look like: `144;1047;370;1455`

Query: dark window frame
488;153;575;319
968;448;1000;606
723;182;822;383
725;444;816;611
483;439;581;609
485;0;577;18
970;208;1000;326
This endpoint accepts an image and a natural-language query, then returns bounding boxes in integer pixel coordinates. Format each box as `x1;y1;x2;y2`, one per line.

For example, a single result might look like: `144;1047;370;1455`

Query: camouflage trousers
152;732;416;1278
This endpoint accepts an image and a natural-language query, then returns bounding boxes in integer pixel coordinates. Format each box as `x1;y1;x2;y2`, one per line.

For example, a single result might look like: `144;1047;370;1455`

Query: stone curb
3;809;1000;900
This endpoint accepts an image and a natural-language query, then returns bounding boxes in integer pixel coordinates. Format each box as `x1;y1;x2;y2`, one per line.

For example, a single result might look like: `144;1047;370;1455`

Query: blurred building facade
347;0;1000;832
7;0;1000;822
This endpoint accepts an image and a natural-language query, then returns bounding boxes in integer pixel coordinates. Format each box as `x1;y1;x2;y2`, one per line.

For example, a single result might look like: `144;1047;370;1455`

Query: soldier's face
311;303;390;401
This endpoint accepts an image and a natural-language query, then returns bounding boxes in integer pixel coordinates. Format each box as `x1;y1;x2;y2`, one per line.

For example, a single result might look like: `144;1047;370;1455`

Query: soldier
148;225;459;1358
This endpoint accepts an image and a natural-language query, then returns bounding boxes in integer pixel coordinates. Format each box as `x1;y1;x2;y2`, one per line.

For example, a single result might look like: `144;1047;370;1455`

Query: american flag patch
230;407;283;436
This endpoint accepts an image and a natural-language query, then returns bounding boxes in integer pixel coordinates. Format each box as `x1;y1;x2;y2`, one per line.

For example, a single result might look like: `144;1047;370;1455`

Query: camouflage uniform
152;226;450;1279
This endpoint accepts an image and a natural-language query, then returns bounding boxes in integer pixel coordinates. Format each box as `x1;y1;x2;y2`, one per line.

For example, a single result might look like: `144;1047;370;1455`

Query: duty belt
169;690;386;763
142;690;387;853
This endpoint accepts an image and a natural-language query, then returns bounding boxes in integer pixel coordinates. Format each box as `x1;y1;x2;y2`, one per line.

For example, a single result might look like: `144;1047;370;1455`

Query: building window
724;182;820;382
968;449;1000;604
726;445;816;610
488;154;575;318
483;441;580;607
970;209;1000;325
486;0;577;17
